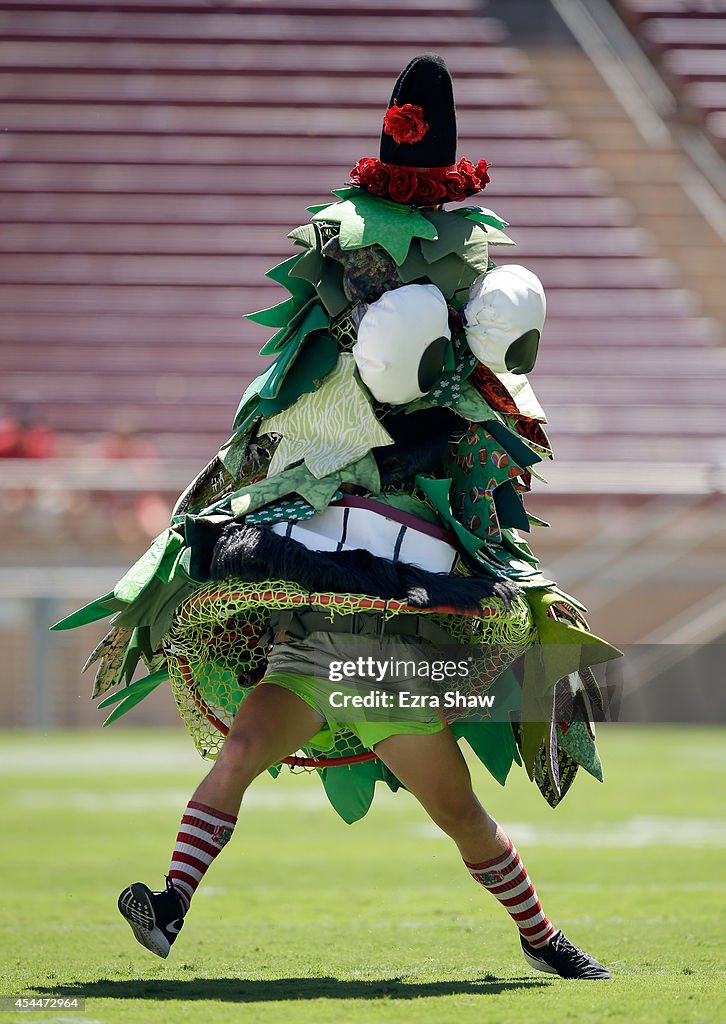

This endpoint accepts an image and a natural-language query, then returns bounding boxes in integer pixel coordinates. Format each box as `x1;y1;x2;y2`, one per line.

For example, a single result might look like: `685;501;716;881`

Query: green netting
165;579;535;764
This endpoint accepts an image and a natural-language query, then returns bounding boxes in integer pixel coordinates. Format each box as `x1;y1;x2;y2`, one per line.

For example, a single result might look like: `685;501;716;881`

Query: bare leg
192;681;326;816
374;726;509;862
118;682;326;955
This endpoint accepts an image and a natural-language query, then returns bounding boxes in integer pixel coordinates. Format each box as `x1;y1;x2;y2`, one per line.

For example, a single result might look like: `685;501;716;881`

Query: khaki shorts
261;629;446;752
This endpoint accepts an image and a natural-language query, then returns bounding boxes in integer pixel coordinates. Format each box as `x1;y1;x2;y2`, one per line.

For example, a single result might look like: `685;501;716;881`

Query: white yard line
417;816;726;847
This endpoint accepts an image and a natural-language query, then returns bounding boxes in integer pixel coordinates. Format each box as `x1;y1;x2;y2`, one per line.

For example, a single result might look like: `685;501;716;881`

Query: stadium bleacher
616;0;726;152
0;0;725;472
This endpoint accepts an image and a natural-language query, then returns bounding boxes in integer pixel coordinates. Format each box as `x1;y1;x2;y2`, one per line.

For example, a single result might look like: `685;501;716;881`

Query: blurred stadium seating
1;0;725;726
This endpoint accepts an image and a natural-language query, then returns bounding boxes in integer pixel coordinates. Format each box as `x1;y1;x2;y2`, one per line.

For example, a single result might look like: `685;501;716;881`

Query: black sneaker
521;930;611;979
117;877;185;959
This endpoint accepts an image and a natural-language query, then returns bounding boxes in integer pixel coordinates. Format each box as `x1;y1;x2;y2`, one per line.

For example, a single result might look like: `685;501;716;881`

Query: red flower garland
349;157;491;206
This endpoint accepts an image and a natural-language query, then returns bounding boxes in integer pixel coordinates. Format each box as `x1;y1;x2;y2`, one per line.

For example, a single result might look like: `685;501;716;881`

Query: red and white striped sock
464;837;556;948
168;800;237;914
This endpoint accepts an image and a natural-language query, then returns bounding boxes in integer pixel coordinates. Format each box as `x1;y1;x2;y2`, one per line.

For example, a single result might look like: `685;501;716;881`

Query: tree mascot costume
54;54;620;979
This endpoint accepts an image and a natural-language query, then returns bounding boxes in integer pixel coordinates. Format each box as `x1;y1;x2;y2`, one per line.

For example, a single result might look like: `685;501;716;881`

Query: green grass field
1;725;725;1023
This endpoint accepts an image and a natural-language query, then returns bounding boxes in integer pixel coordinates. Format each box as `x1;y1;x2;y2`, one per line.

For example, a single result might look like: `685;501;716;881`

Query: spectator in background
97;408;169;543
100;408;157;463
0;403;57;459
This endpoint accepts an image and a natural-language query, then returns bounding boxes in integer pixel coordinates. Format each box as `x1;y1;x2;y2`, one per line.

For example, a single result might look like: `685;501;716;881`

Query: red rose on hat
475;159;492;187
388;166;418;203
349;157;377;183
445;170;467;202
383;103;430;145
415;175;447;205
350;157;391;196
457;157;481;192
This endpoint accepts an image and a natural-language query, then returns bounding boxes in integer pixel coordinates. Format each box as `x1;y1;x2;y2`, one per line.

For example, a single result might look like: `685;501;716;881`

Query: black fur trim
210;521;518;610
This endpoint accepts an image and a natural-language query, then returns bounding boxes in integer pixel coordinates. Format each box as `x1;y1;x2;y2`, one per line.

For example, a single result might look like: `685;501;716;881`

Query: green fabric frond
452;206;516;245
258;333;339;419
484;419;543;469
230;452;381;518
519;588;622;780
420;209;491;269
398;241;480;299
234;302;331;429
98;669;169;726
415;475;485;558
450;668;523;785
288;223;317;249
113;528;184;605
312;190;438;266
289;246;348;317
246;253;317;329
50;592;126;631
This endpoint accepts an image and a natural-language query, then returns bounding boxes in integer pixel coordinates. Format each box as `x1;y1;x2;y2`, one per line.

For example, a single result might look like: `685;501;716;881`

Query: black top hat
379;53;457;169
348;53;490;206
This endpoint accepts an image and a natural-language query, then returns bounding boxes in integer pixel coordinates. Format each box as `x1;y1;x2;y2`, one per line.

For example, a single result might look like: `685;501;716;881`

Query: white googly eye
463;265;545;374
352;284;451;405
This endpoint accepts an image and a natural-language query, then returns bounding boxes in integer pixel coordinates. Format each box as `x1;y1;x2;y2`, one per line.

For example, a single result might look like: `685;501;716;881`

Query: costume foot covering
464;837;555;948
168;800;237;913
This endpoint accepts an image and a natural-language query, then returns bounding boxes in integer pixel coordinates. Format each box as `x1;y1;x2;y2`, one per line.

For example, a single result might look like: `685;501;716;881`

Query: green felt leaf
50;592;125;631
321;758;378;824
500;527;541;567
484;419;542;468
234;302;330;428
288;223;317;249
415;475;485;558
306;201;336;215
330;187;364;201
312;191;438;266
265;253;309;292
493;479;530;532
420;209;487;263
289;246;324;283
113;528;183;604
398;242;481;298
246;296;299;329
450;668;523;784
316;259;348;317
259;297;318;356
258;333;338;418
232;376;266;432
114;571;194;642
452;206;510;231
257;304;330;401
289;248;348;317
246;254;316;328
100;670;168;725
230;452;380;518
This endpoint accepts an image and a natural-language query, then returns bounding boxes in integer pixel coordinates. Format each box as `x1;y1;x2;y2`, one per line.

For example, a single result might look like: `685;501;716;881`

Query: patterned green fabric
229;453;380;517
245;493;342;526
262;354;393;478
446;423;531;544
322;235;402;305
